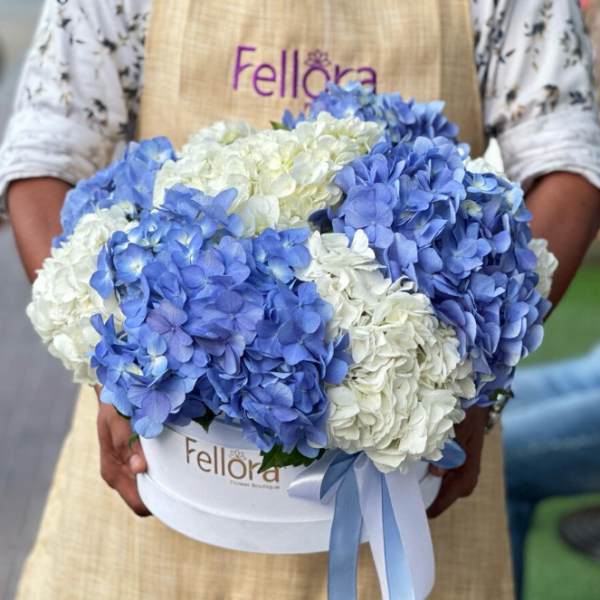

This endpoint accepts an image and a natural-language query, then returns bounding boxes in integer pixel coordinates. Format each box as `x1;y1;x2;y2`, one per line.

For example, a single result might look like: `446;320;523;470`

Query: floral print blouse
1;0;599;214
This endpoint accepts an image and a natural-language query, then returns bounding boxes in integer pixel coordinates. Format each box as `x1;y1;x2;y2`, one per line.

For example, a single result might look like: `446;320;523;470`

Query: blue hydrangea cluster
283;81;466;151
90;184;351;456
55;137;176;248
327;136;550;405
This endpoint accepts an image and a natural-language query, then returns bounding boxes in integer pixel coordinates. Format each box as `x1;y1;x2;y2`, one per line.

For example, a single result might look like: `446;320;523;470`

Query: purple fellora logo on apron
232;46;378;105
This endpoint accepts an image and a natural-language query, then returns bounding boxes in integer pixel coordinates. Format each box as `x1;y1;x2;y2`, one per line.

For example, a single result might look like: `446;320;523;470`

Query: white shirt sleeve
471;0;600;191
0;0;151;214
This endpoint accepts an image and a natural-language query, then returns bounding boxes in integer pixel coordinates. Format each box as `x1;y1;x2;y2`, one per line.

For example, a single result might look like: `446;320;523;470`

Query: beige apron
17;2;512;598
137;0;484;157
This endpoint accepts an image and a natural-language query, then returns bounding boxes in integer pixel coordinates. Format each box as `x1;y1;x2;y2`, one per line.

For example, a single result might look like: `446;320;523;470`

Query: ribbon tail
385;465;435;599
327;468;363;600
354;457;391;599
288;450;437;600
381;476;417;600
355;457;434;600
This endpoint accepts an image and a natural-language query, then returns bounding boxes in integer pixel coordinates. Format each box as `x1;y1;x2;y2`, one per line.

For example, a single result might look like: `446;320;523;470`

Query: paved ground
0;6;77;600
0;225;78;600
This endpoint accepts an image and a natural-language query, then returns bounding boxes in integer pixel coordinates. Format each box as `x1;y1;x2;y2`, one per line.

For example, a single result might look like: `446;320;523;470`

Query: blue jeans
502;344;600;599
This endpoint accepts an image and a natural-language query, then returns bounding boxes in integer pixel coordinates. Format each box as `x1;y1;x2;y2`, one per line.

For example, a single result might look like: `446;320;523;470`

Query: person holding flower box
2;1;600;599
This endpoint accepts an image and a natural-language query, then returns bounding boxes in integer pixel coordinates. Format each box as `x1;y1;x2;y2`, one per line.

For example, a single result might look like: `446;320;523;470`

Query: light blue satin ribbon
427;440;466;470
288;441;466;600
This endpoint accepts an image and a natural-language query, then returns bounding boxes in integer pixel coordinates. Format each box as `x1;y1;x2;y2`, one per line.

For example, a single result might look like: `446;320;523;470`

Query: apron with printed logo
17;1;513;599
137;0;485;157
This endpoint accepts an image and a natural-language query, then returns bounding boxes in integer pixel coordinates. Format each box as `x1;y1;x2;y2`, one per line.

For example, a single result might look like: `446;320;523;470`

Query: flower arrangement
28;83;557;474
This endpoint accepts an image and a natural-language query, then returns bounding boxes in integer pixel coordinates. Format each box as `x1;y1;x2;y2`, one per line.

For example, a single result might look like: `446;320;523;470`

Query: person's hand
426;405;490;519
96;388;151;516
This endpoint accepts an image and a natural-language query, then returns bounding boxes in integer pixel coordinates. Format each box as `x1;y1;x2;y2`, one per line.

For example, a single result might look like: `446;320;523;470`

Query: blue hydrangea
327;137;550;405
54;137;176;248
90;184;351;456
283;81;467;153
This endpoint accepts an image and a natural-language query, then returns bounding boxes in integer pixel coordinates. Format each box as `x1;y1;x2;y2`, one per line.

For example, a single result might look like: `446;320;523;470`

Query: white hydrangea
528;238;559;299
27;205;133;385
297;230;476;472
153;113;383;236
185;120;255;146
464;156;506;178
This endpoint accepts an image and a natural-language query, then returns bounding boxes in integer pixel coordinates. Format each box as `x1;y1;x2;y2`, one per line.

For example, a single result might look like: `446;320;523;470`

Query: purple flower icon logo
305;49;332;69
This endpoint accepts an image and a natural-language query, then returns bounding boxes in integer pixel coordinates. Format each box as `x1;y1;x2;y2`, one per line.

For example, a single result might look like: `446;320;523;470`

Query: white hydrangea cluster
297;230;476;472
27;205;132;385
185;120;255;147
528;238;559;299
153;113;383;236
463;156;501;176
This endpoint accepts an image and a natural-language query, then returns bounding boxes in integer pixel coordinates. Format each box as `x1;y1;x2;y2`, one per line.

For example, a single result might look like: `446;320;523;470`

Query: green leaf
270;121;290;131
258;445;326;474
192;411;217;433
128;433;140;452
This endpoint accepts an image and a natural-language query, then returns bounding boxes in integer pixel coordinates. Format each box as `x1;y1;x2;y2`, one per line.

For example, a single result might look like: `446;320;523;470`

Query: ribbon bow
288;442;466;600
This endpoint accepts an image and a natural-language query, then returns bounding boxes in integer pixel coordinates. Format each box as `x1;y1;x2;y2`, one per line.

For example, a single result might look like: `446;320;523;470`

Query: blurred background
0;3;78;600
0;1;599;600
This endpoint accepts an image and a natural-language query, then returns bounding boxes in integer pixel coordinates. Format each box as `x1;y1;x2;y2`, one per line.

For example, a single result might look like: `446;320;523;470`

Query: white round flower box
138;419;442;554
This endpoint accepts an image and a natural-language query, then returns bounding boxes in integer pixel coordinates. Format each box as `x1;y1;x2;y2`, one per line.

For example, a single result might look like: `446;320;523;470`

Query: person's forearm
7;178;72;282
526;171;600;307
